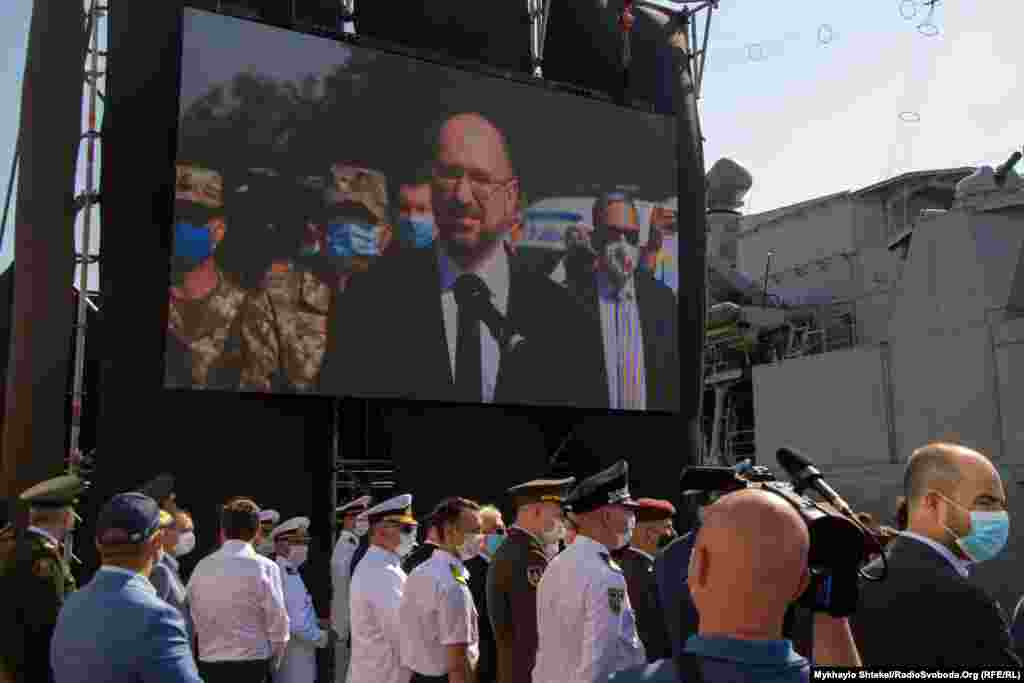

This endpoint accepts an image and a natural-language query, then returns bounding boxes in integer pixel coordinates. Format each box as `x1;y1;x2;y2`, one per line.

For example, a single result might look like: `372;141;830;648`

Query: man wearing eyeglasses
319;113;591;409
570;191;680;413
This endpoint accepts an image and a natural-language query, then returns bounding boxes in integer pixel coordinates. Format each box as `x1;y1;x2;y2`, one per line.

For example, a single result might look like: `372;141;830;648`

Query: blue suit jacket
654;529;700;659
51;567;203;683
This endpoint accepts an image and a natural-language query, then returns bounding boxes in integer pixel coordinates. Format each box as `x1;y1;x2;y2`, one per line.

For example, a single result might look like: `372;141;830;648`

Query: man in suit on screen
319;112;591;407
566;192;680;413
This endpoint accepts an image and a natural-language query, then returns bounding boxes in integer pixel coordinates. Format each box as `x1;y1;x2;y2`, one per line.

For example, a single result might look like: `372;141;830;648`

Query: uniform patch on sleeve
608;587;625;615
33;557;56;578
527;565;544;588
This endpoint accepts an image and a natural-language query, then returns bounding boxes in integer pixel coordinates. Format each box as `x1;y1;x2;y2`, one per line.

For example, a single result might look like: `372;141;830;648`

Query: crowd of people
1;440;1022;683
167;112;681;412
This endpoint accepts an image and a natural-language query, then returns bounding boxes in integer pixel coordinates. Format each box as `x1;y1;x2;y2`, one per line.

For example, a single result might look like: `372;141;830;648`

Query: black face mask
657;531;677;550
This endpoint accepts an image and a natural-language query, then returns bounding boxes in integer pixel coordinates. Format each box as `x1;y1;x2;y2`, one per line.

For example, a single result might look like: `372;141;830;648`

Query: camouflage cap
176;163;224;209
324;164;389;224
20;475;88;509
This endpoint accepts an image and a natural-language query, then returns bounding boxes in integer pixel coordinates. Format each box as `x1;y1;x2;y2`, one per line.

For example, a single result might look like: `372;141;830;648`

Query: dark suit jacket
320;247;594;408
569;271;680;413
402;542;438;576
615;547;670;662
852;536;1021;668
467;556;497;683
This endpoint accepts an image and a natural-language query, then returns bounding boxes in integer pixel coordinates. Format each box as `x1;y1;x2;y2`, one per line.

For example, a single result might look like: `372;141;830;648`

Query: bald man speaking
610;489;861;682
853;442;1020;668
320;113;591;407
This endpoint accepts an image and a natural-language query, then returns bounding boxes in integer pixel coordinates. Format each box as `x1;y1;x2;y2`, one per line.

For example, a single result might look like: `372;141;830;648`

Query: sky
0;0;1021;279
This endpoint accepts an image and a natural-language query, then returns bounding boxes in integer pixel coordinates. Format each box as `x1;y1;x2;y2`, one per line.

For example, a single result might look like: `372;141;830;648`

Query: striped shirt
597;273;646;411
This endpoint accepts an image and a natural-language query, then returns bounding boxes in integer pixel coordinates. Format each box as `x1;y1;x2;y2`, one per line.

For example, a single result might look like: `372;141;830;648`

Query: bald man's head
431;113;519;269
688;489;810;639
903;442;1006;555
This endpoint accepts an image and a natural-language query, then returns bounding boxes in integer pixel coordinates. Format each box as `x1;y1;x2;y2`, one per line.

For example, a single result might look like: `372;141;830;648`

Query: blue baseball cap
96;492;165;545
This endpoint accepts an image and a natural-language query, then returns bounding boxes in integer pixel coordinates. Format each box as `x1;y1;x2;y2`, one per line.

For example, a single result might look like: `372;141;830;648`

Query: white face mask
604;241;639;289
613;512;636;550
174;531;196;558
397;532;416;557
540;518;563;546
354;518;370;537
459;533;482;561
289;546;309;567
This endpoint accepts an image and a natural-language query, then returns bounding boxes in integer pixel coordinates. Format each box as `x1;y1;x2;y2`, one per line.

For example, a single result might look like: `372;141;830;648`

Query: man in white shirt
400;497;483;683
330;495;372;683
272;517;330;683
533;461;646;683
187;498;290;682
349;494;418;683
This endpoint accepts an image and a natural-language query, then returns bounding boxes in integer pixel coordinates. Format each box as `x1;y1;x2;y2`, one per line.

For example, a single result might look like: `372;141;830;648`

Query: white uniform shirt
438;243;510;403
532;535;645;683
399;549;480;677
274;557;324;683
187;540;291;662
348;545;411;683
331;531;361;637
596;273;646;411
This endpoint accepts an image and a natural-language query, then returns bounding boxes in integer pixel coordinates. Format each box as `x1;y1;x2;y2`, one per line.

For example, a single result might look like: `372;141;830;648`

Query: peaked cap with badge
336;495;373;522
564;460;639;514
364;494;416;525
507;476;576;509
95;492;166;546
176;163;224;209
271;516;311;543
324;164;389;224
20;474;89;511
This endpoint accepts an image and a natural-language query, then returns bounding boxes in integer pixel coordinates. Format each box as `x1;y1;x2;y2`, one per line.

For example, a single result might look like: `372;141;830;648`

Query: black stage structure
90;0;708;614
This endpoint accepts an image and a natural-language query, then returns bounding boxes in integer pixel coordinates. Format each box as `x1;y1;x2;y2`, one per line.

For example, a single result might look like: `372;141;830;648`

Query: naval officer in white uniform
348;494;418;683
400;497;483;683
533;461;646;683
331;495;373;683
272;516;331;683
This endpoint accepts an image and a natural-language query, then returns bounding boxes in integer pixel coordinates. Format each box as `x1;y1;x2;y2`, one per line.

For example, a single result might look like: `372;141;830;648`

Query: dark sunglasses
493;527;507;536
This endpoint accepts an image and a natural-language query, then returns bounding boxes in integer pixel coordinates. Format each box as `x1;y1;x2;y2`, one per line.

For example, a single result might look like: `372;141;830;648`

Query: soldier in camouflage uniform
239;164;391;393
0;475;87;683
165;163;247;390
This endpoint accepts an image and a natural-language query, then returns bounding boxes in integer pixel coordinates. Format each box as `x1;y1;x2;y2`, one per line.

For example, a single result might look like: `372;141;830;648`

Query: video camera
680;449;886;618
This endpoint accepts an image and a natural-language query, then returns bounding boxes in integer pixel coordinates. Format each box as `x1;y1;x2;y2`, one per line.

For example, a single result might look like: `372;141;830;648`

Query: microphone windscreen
776;448;813;475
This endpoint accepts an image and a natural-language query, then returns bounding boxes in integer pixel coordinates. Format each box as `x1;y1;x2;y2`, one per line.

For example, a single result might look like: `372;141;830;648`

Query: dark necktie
452;273;487;403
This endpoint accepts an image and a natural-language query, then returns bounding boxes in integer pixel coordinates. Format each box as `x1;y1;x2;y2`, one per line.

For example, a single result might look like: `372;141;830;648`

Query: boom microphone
776;448;855;517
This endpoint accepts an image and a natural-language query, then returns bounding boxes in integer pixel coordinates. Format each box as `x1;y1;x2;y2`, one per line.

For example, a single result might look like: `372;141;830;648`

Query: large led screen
168;8;681;412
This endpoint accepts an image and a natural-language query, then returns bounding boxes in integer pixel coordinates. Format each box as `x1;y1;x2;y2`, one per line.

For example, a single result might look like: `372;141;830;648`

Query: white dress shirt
532;535;645;683
349;546;411;683
596;273;646;411
187;539;291;662
438;243;510;403
900;531;972;578
274;557;324;683
399;549;480;677
331;530;360;638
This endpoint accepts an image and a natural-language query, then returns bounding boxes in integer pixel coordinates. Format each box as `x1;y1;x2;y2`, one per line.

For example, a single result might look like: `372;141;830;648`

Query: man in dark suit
852;442;1020;668
466;505;506;683
565;192;679;412
319;113;592;408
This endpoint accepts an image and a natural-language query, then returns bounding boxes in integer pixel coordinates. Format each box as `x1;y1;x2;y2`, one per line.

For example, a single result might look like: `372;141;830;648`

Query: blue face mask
326;222;379;258
399;216;435;248
483;533;505;557
173;222;214;267
938;492;1010;563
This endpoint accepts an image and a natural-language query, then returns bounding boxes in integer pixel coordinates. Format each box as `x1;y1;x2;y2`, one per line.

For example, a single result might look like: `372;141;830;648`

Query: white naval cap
271;516;310;543
364;494;416;525
336;495;373;516
259;509;280;525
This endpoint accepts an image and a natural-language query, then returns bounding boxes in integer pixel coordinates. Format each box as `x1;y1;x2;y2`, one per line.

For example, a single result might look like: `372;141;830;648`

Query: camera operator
610;489;861;682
